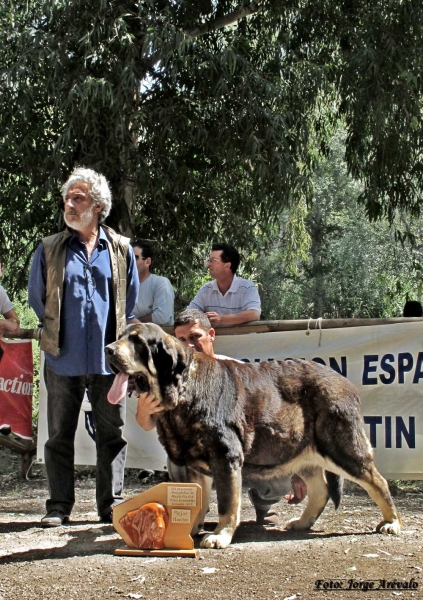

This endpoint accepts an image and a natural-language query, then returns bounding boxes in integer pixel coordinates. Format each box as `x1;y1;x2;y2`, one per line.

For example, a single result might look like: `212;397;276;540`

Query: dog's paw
285;517;313;531
200;532;232;549
376;519;401;535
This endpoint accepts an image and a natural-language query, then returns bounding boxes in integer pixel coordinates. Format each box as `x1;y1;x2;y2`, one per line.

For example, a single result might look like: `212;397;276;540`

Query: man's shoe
138;469;154;481
99;511;113;523
255;508;279;526
248;490;279;526
41;510;69;528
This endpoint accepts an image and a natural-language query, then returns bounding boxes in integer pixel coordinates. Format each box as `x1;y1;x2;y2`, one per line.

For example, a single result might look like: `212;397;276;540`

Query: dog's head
105;323;189;409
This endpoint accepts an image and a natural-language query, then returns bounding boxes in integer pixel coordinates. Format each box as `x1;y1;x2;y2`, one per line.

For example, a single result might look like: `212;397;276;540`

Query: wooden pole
162;317;423;337
6;318;423;340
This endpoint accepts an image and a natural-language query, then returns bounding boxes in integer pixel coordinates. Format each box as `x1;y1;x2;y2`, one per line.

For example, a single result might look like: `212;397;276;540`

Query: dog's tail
326;471;343;509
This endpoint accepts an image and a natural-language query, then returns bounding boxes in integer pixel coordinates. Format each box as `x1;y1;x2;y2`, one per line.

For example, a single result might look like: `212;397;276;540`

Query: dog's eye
128;334;150;363
129;333;145;346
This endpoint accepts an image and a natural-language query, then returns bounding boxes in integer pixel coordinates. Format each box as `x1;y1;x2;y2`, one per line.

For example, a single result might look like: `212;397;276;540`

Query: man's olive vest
41;225;130;356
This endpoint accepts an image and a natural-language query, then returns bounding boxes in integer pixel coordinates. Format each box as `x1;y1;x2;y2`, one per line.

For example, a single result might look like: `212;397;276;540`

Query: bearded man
28;167;139;527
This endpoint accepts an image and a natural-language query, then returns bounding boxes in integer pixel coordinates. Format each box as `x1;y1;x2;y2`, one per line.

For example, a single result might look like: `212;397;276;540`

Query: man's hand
205;310;260;326
205;311;221;324
0;319;20;338
135;392;164;431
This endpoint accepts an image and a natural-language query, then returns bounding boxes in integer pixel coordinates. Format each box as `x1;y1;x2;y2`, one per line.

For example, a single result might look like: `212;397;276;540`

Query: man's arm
205;309;260;325
125;245;140;321
3;308;19;324
186;284;206;312
0;308;20;337
137;313;153;323
28;244;47;321
0;285;20;337
149;278;174;325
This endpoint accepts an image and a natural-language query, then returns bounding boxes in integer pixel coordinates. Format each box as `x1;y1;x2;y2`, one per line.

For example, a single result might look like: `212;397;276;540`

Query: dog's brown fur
106;323;401;549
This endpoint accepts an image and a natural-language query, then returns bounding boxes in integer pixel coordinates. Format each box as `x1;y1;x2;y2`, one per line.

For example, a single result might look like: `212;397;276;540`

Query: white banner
37;322;423;478
215;322;423;480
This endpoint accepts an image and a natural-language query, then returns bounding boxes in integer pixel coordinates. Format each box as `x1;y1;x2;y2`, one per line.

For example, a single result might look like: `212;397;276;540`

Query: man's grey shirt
133;273;174;326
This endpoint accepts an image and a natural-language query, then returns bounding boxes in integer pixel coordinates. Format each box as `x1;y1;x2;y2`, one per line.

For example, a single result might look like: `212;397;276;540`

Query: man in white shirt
131;240;174;326
188;243;261;325
0;255;20;338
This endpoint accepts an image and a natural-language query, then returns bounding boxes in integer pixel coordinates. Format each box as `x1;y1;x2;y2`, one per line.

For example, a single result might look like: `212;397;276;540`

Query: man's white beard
64;204;96;231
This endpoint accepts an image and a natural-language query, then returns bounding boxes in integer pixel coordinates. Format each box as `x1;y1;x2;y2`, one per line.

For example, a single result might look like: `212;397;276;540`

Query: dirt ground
0;448;422;600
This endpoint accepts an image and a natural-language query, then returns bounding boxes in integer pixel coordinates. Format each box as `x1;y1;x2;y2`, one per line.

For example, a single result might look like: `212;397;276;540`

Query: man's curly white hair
62;167;112;223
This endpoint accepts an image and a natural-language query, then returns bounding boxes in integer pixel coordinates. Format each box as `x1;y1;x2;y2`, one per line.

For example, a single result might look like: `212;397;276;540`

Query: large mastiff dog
106;323;401;549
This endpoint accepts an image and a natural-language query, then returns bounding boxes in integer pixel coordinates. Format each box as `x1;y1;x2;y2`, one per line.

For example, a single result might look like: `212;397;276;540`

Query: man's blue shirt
28;227;139;376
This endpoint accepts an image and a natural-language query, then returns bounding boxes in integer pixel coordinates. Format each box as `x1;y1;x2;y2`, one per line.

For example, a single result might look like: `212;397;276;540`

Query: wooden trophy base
114;548;199;557
113;482;202;558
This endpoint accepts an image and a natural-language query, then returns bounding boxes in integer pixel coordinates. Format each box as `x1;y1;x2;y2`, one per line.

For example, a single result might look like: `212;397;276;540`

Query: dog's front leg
167;461;213;537
201;463;242;549
190;472;213;537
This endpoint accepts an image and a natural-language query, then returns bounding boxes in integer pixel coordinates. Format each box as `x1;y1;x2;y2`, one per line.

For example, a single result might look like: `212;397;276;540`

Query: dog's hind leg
367;471;401;535
317;421;401;534
201;467;242;549
315;394;401;535
285;467;329;531
344;463;401;535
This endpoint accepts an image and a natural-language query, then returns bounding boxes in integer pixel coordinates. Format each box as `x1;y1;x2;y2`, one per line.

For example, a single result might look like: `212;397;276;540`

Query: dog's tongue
108;373;129;404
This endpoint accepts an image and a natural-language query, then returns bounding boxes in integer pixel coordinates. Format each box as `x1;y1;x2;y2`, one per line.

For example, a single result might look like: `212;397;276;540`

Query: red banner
0;339;33;439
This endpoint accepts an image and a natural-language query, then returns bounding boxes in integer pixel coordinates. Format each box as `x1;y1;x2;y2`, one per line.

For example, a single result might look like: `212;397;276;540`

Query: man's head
206;243;240;278
131;240;153;281
174;309;215;357
403;300;423;318
62;167;112;230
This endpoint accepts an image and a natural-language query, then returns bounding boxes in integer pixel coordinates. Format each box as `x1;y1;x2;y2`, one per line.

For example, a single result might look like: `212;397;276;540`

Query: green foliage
388;479;423;496
1;1;423;294
258;129;423;320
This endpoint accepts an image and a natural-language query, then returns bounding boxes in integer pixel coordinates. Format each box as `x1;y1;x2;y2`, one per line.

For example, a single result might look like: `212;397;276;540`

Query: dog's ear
149;334;188;408
130;328;157;376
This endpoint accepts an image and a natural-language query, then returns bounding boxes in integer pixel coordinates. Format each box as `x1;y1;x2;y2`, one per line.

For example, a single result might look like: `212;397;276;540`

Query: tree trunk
309;204;325;318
